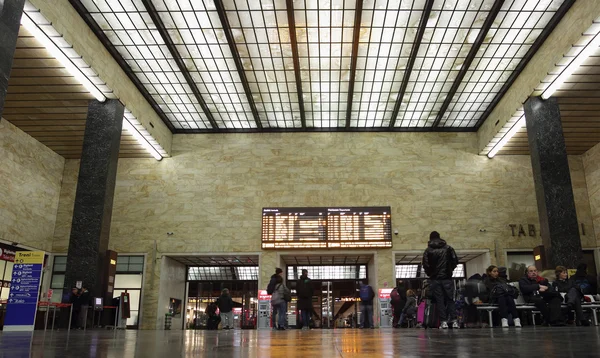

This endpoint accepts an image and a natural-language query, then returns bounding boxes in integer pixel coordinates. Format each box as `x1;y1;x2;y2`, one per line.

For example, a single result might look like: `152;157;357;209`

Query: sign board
3;251;44;332
0;243;17;262
76;281;82;289
262;206;392;249
258;290;272;301
378;288;393;299
47;289;53;299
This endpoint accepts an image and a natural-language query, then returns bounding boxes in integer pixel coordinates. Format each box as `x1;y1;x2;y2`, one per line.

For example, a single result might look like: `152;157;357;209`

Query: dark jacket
216;294;234;313
422;238;458;280
402;296;417;315
569;270;597;295
296;275;314;311
79;290;91;306
553;278;575;294
519;275;547;301
359;284;375;305
482;276;509;302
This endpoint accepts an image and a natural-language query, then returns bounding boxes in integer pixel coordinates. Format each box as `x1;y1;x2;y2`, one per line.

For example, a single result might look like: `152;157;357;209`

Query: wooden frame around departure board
261;207;392;249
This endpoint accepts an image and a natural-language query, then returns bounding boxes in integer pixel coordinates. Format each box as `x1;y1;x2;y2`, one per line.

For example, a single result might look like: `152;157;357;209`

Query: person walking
296;269;314;330
216;288;234;330
78;286;91;329
267;268;284;330
271;275;290;330
359;279;375;329
422;231;459;329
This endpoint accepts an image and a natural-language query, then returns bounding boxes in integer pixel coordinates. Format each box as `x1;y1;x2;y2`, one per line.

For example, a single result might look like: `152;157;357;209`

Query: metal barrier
38;302;73;332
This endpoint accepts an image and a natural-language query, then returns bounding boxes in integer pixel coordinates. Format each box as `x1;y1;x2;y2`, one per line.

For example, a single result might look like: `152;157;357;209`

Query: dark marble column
64;99;124;299
524;96;583;269
0;0;26;117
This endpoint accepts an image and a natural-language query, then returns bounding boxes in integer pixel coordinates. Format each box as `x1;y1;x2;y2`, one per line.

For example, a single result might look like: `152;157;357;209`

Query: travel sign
3;251;44;332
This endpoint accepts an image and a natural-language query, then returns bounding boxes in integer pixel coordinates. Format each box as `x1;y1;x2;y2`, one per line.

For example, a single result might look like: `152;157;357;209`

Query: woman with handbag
553;266;590;326
271;275;291;330
484;265;522;328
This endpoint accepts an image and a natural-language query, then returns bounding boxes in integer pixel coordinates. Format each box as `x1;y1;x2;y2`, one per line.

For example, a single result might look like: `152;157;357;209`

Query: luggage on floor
423;299;439;329
416;301;426;324
206;315;221;330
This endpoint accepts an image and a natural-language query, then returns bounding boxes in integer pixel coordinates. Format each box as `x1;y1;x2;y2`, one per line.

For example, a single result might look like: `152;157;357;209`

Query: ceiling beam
474;0;575;129
214;0;262;129
68;0;175;133
345;0;364;128
389;0;435;128
140;0;219;129
431;0;504;128
286;0;306;128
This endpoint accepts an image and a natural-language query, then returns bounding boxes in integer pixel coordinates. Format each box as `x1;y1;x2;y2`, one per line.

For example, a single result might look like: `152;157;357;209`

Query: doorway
283;255;372;329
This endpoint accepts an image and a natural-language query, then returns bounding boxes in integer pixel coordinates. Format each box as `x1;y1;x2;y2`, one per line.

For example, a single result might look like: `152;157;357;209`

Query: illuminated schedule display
262;207;392;249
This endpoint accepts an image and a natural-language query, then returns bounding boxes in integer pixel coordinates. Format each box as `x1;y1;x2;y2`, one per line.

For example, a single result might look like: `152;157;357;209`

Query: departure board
262;207;392;249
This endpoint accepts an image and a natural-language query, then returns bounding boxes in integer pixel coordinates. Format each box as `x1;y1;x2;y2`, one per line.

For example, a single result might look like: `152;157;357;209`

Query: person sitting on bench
553;266;590;326
519;265;564;326
483;265;521;328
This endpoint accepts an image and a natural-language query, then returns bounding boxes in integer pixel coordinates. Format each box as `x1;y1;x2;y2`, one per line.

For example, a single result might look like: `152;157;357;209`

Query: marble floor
1;327;599;358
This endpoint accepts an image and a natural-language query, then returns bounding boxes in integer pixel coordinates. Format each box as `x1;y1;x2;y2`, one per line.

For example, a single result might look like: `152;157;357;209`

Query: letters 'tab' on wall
508;223;587;237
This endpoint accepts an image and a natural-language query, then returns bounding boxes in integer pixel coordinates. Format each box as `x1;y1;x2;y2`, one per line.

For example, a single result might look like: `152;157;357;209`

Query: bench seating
473;283;600;327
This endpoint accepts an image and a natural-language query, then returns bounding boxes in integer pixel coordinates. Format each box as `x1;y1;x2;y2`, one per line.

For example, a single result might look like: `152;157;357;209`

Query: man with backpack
359;279;376;329
422;231;459;329
267;268;283;330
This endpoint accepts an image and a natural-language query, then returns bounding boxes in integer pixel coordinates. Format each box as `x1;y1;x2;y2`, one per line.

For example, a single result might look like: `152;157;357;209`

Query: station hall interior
3;0;600;356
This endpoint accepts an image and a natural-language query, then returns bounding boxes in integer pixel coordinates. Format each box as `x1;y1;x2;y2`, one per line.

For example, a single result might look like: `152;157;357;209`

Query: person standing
296;269;314;330
519;265;563;326
554;266;590;326
267;268;283;330
422;231;459;329
69;287;81;329
217;288;234;330
78;286;91;329
359;279;375;329
271;275;290;330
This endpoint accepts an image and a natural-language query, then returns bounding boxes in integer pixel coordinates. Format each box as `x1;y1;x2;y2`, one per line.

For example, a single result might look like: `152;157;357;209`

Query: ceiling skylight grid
152;0;257;129
80;0;213;130
440;0;566;128
295;0;357;128
351;0;422;128
223;0;302;128
395;0;496;127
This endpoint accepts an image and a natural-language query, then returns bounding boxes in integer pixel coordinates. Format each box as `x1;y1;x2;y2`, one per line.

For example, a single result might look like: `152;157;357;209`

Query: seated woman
553;266;590;326
484;265;521;328
398;289;417;327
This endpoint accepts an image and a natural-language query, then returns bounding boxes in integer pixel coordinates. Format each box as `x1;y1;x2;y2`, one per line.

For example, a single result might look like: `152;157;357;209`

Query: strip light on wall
20;13;106;102
21;3;164;161
488;26;600;158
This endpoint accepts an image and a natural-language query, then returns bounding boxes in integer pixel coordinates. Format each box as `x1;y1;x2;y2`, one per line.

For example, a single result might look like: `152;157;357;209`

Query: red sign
0;247;16;262
258;290;272;301
47;289;53;299
378;288;393;299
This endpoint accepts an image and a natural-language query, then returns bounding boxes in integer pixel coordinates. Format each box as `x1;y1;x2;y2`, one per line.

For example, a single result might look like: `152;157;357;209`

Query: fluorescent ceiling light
487;116;525;158
541;31;600;100
123;119;163;161
20;13;106;102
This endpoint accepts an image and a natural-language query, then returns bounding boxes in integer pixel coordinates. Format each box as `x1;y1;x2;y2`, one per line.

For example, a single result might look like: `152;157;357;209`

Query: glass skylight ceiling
76;0;568;131
440;0;566;127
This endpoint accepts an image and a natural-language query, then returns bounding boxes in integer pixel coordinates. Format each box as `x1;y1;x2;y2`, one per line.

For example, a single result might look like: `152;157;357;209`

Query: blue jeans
361;303;374;328
275;302;287;328
301;309;311;328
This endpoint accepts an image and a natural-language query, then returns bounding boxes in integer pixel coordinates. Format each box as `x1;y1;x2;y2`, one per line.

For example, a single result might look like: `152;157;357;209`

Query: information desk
262;207;392;249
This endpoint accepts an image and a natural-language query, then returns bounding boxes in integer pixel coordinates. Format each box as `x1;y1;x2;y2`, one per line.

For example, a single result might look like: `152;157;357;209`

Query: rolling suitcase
416;301;426;324
423;299;439;329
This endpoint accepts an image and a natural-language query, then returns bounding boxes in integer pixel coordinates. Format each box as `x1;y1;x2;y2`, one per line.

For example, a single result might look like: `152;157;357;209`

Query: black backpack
267;277;276;295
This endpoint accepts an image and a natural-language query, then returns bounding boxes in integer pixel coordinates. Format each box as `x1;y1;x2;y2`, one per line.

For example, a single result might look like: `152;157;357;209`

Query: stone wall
52;132;596;328
0;119;64;251
583;143;600;247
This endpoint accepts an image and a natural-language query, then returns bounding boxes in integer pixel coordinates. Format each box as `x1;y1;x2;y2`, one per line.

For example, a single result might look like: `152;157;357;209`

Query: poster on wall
169;298;182;318
3;251;44;332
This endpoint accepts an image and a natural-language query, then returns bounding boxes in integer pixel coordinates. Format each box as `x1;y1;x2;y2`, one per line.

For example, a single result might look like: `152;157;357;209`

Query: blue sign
3;252;44;331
